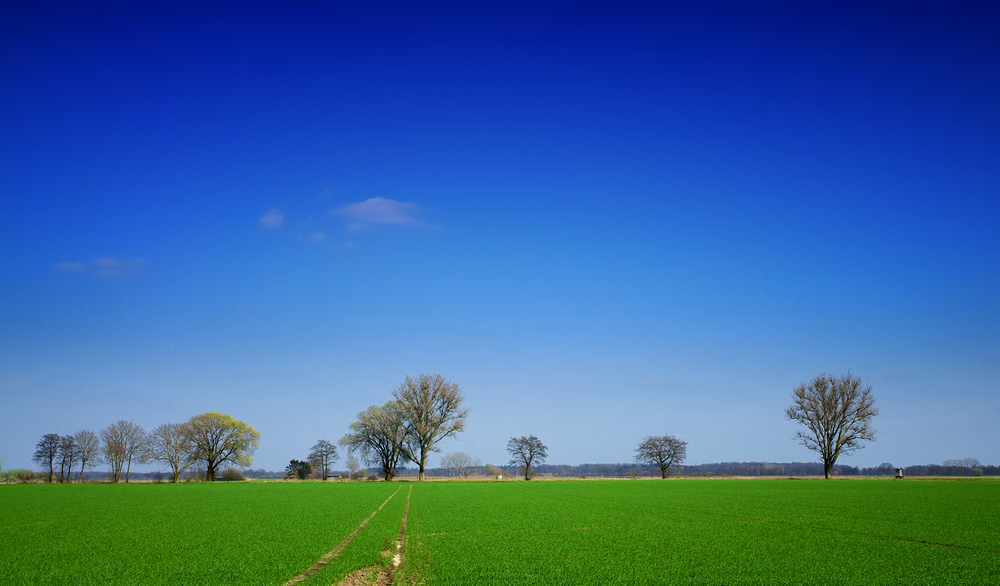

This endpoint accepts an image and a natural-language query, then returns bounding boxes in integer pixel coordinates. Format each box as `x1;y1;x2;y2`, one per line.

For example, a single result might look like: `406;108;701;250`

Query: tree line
31;412;259;483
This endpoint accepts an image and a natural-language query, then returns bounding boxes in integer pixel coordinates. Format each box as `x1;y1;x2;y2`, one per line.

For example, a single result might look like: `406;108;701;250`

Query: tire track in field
388;485;412;577
283;486;402;586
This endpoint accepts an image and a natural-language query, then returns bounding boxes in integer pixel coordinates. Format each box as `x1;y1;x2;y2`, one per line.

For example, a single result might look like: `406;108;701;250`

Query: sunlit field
2;479;997;585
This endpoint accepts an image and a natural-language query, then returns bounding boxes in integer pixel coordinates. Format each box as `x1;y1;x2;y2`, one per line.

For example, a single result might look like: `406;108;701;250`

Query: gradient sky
2;2;998;474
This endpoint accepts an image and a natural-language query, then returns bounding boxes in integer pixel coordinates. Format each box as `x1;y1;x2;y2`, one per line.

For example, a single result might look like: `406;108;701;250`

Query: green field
2;479;998;585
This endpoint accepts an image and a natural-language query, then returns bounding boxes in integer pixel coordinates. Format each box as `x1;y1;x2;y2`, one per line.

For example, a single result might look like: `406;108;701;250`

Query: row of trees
340;373;468;481
285;439;343;480
32;413;259;483
505;434;689;480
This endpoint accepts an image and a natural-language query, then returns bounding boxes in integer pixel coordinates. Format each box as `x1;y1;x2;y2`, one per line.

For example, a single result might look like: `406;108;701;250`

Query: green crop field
2;479;998;585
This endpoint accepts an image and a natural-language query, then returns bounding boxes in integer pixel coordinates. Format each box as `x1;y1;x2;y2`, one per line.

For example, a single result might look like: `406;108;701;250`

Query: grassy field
2;479;998;585
405;479;1000;585
0;481;404;586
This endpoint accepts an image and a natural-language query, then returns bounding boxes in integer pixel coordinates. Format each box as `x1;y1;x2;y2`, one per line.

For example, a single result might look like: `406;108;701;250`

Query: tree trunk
824;458;833;479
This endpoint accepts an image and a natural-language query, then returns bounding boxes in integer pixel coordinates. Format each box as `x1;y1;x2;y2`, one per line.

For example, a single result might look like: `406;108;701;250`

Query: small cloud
259;208;284;228
91;258;144;277
308;231;326;243
55;261;87;272
332;197;424;230
56;258;144;277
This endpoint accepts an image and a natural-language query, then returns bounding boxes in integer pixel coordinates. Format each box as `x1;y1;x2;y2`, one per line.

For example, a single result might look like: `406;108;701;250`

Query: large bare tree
100;420;148;483
394;373;469;481
785;372;878;479
73;430;101;482
32;433;61;483
635;434;687;479
183;412;260;481
340;401;408;481
507;435;547;480
149;423;195;483
308;439;339;480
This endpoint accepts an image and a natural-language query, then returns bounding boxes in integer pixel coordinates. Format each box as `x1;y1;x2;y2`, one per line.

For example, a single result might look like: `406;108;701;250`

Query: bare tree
439;452;458;477
308;439;339;480
442;451;475;477
785;372;878;479
345;455;361;480
33;433;61;483
183;412;261;481
100;420;148;483
507;435;547;480
340;401;408;481
394;373;469;482
149;423;195;483
635;435;687;478
58;435;77;483
943;458;982;469
73;430;101;482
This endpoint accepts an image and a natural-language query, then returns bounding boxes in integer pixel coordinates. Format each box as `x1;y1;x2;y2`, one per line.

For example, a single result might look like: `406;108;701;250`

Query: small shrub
220;468;247;481
366;474;381;481
972;468;984;477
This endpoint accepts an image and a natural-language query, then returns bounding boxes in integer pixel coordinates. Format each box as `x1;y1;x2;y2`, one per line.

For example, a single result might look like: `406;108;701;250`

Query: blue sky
2;2;998;473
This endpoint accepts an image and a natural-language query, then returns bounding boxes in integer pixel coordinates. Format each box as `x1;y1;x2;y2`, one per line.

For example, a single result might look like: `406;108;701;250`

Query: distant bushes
219;468;247;481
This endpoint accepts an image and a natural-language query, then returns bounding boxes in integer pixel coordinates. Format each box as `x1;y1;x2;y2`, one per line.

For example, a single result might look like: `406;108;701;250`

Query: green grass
0;481;400;586
2;479;997;585
404;479;1000;585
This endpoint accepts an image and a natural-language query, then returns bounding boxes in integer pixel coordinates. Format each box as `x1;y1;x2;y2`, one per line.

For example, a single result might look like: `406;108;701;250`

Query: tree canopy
394;373;469;481
340;401;408;481
635;434;687;478
785;372;877;479
507;435;548;480
183;412;260;481
308;439;339;480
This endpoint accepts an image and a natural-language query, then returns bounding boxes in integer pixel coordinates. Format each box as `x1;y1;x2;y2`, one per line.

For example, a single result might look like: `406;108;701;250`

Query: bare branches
100;420;148;483
149;423;195;483
635;435;688;479
73;430;101;482
785;372;878;479
340;401;408;481
308;439;339;480
507;435;548;480
394;374;469;482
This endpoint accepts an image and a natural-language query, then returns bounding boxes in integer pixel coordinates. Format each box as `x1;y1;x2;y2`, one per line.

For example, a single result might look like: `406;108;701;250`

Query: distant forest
61;461;998;482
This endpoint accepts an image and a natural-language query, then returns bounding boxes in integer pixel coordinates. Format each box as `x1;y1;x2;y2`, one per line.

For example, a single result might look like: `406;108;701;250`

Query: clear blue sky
2;2;998;473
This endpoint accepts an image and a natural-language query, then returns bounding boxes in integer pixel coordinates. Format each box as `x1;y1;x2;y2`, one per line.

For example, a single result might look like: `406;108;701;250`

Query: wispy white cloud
56;258;144;277
259;208;284;228
307;231;326;243
55;261;87;272
332;197;424;230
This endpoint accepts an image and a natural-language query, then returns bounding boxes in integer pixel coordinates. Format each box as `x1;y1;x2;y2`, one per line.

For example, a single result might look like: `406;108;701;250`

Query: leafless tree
394;374;469;482
308;439;339;480
101;420;148;483
340;401;408;481
33;433;61;483
943;458;982;469
785;372;878;479
440;451;475;477
149;423;195;483
507;435;547;480
345;455;361;479
58;435;77;483
635;435;688;479
74;430;101;482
